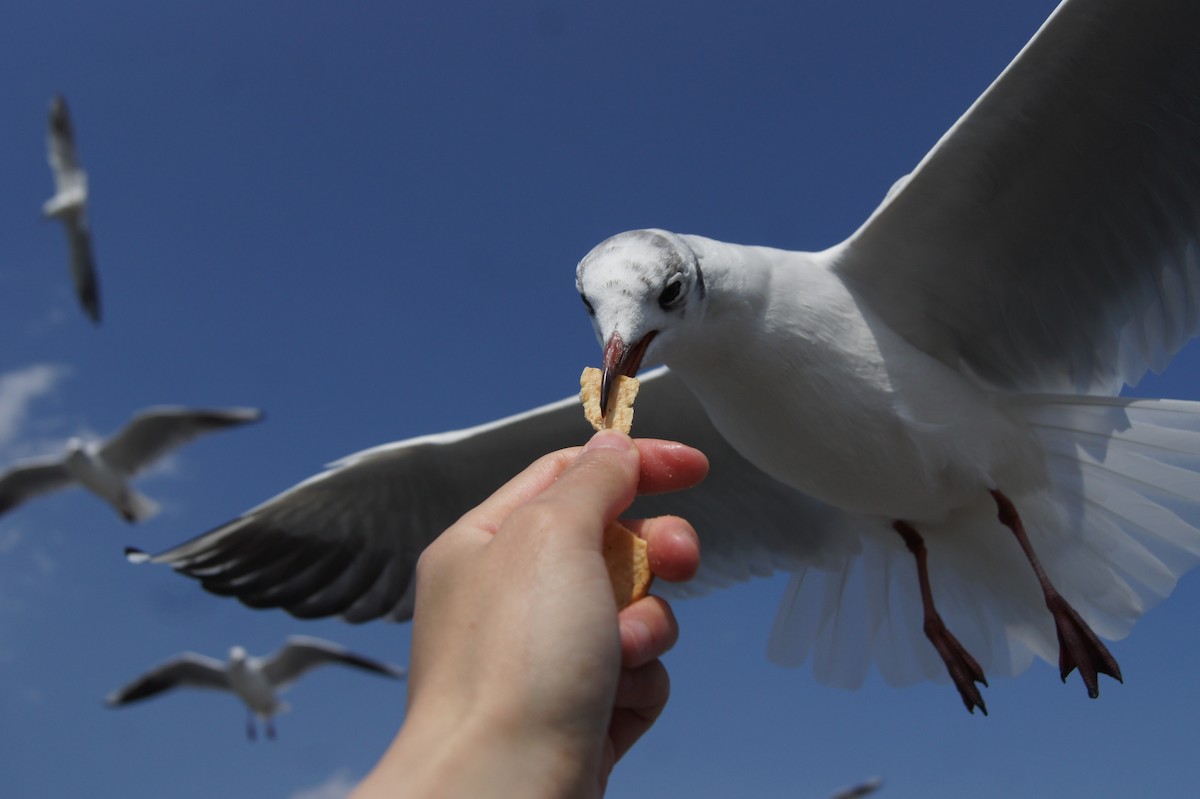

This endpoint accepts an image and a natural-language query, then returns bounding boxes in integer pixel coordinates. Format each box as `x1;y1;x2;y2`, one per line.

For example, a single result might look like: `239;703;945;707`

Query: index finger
460;436;708;535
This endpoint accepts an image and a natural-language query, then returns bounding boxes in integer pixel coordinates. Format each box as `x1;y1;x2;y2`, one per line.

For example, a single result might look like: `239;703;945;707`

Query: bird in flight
129;0;1200;714
43;94;101;325
0;406;263;523
105;636;406;739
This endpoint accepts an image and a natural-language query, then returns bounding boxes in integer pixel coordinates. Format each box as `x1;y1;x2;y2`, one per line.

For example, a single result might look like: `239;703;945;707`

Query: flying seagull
105;636;406;739
128;0;1200;714
43;94;100;325
0;406;263;523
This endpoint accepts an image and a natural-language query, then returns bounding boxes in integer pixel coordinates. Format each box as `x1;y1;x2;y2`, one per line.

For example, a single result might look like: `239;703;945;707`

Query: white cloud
289;770;360;799
0;364;70;451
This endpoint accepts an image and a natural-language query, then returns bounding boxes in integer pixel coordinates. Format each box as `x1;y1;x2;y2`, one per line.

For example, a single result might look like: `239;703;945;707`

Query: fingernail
583;429;631;453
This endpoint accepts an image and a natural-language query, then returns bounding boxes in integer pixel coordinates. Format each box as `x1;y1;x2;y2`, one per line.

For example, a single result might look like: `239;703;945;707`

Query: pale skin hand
351;429;708;799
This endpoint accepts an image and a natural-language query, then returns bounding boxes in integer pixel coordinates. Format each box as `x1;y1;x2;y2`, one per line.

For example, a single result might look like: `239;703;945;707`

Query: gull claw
925;613;989;715
1047;594;1123;697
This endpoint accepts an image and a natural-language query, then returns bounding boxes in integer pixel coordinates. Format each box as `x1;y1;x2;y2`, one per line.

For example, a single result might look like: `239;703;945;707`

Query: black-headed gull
130;0;1200;713
42;94;100;325
0;406;263;523
104;635;406;739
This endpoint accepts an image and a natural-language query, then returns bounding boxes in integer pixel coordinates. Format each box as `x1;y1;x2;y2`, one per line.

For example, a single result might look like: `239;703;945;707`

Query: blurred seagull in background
828;777;883;799
0;406;263;523
43;94;100;325
130;0;1200;714
105;636;406;739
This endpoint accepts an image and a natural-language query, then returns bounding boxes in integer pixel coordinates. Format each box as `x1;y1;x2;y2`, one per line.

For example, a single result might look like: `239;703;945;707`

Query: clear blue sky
3;1;1198;797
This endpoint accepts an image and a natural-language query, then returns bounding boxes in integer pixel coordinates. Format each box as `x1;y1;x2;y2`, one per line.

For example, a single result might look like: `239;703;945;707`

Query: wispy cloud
0;364;70;452
288;769;360;799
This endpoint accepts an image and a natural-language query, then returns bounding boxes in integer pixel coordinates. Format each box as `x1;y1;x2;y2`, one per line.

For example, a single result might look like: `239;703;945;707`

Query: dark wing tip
124;547;151;564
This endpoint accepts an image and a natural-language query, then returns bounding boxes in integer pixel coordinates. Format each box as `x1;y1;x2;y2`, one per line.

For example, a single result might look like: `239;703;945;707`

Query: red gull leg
893;520;989;715
989;490;1122;697
246;713;257;741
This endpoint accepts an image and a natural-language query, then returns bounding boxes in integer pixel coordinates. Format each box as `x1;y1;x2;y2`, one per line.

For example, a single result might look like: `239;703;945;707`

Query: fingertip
633;439;709;494
630;516;700;583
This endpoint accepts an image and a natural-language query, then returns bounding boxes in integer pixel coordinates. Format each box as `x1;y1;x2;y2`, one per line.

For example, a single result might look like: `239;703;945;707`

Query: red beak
600;331;656;417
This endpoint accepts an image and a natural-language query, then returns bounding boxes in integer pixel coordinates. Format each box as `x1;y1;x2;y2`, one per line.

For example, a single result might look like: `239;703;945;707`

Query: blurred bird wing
63;217;100;323
834;0;1200;394
99;406;264;476
0;457;73;515
46;95;83;194
104;653;231;706
258;635;405;691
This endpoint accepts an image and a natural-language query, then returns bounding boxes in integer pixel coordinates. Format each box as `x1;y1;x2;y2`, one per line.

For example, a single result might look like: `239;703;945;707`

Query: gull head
229;645;248;664
576;229;705;413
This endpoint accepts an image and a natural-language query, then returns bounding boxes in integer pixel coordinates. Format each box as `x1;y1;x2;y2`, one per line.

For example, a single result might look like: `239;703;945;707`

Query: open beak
600;331;656;417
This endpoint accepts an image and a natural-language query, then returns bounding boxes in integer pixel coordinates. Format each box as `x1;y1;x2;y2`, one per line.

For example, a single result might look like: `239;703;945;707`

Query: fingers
609;660;670;764
634;439;709;495
625;514;700;583
459;432;707;537
619;596;678;667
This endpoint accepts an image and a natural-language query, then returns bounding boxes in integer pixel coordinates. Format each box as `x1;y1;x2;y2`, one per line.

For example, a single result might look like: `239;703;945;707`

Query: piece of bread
580;367;639;433
579;367;651;609
602;520;652;609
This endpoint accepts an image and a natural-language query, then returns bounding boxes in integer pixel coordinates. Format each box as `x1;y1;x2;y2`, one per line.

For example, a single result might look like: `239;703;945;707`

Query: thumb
534;429;640;532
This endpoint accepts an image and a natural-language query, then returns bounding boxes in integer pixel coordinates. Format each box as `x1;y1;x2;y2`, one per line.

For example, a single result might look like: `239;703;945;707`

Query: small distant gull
42;94;100;325
828;777;883;799
130;0;1200;714
105;635;406;739
0;406;263;523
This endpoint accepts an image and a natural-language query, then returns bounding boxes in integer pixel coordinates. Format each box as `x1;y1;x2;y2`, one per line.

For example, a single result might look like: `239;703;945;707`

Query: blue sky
2;1;1199;797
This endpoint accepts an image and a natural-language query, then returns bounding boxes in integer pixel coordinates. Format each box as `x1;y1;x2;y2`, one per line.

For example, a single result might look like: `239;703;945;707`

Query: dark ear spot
581;294;596;316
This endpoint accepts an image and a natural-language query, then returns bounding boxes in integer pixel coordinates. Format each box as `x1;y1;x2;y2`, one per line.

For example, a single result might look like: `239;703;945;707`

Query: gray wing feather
259;636;405;690
46;95;81;192
0;458;74;516
835;0;1200;394
100;406;264;475
104;653;231;706
64;216;100;324
133;368;855;623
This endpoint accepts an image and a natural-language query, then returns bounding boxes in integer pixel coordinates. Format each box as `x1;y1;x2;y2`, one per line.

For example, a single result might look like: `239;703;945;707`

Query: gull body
105;636;406;739
43;94;100;325
133;0;1200;712
0;406;263;523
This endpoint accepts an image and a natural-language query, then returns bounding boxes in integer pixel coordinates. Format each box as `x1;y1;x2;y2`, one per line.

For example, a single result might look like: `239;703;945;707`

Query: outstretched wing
104;653;231;706
130;368;854;623
834;0;1200;395
0;457;73;517
46;94;83;194
100;406;264;476
258;636;405;691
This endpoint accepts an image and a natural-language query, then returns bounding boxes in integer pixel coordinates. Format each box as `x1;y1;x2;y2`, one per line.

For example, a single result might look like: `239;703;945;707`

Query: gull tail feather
1013;395;1200;639
120;490;161;523
766;395;1200;690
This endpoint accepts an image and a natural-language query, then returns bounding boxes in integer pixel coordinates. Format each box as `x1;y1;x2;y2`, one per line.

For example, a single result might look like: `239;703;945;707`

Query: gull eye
658;277;684;310
581;294;595;316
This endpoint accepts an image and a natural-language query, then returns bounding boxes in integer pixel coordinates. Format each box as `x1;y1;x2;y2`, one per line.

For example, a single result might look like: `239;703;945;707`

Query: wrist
352;700;602;799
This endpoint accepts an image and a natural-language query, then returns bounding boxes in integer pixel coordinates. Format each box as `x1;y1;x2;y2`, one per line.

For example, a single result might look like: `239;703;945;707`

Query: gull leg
989;490;1122;697
246;713;257;741
893;520;989;715
266;718;277;740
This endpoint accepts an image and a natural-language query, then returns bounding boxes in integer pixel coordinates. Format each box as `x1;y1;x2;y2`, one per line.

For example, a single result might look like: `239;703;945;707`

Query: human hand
351;429;707;799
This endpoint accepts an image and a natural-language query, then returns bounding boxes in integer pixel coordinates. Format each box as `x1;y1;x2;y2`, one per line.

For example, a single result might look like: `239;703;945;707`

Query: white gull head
576;229;707;412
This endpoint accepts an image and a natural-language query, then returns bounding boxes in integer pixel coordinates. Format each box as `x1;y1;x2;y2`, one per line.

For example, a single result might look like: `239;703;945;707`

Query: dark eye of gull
658;277;684;310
